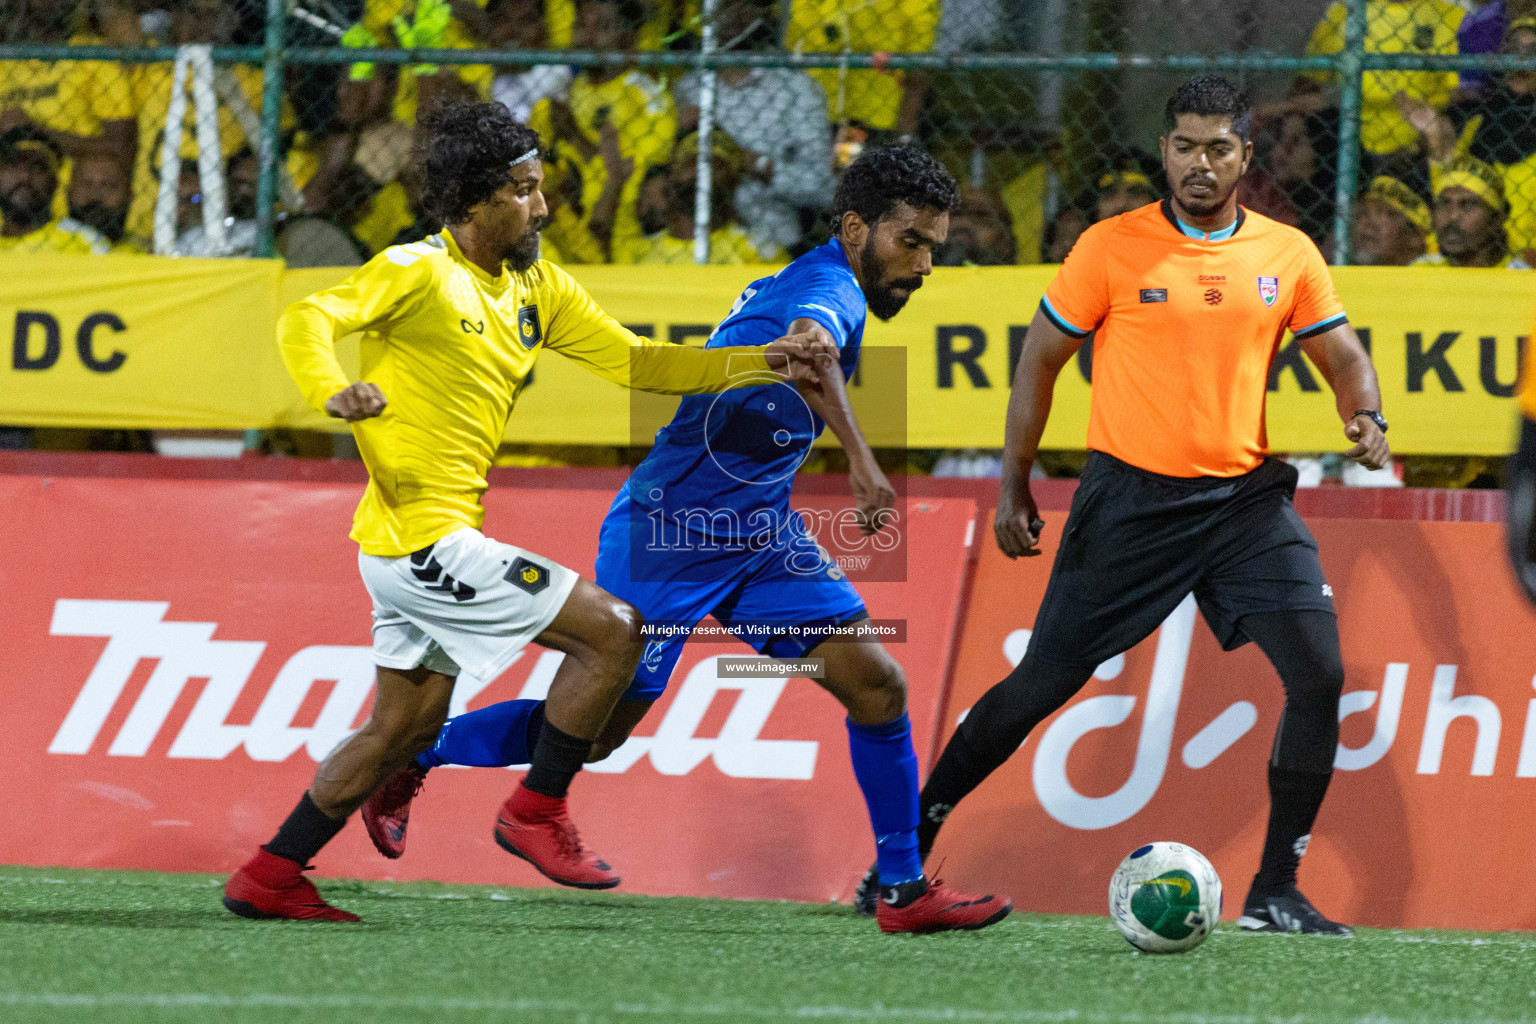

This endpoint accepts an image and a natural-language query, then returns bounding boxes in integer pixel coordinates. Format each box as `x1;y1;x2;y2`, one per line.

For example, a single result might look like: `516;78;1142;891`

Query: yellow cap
1098;169;1153;192
1364;175;1431;233
1435;156;1506;212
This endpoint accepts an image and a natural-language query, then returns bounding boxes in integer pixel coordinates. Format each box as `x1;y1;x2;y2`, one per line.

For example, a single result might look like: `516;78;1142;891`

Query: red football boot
361;763;429;859
222;848;360;922
875;876;1012;934
493;784;620;889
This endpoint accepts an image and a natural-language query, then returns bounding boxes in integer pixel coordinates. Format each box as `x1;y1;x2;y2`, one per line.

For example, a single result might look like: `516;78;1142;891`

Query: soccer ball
1107;842;1222;954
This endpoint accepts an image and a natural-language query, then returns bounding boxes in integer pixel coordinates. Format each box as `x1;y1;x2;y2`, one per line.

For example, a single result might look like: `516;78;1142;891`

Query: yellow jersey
784;0;939;130
279;229;776;556
0;218;111;255
0;35;134;139
1306;1;1464;155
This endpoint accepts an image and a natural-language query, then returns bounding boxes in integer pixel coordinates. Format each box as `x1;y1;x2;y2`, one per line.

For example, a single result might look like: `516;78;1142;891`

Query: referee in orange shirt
870;77;1390;935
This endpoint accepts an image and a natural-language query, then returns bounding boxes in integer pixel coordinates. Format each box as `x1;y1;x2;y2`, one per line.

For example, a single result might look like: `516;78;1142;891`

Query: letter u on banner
1031;594;1197;830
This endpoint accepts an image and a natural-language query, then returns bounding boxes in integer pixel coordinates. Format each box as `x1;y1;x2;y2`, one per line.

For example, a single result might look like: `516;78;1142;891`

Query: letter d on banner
1031;594;1197;830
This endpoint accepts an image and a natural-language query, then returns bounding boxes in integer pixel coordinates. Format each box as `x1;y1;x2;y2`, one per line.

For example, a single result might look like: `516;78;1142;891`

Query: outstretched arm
542;270;832;394
995;307;1083;558
1297;322;1391;470
786;317;894;535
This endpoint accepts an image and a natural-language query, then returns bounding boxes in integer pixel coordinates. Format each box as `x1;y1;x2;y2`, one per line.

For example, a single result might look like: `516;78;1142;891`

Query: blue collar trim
1161;199;1244;241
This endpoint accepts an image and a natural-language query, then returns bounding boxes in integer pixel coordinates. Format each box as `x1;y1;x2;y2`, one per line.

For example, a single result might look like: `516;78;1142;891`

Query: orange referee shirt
1042;201;1347;478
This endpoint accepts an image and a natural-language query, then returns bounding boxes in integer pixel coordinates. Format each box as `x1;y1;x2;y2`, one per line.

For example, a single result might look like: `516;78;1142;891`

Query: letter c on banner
1031;594;1197;830
77;312;127;372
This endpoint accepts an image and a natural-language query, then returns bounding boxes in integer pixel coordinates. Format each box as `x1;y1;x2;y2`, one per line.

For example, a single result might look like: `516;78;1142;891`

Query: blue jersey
622;240;866;546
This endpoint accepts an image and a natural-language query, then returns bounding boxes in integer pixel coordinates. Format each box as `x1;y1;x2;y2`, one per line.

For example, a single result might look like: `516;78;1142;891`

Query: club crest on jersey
516;305;542;349
505;556;550;594
1257;276;1279;307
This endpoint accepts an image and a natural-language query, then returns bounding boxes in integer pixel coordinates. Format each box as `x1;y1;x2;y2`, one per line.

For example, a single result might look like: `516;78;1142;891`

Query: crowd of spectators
0;0;1531;273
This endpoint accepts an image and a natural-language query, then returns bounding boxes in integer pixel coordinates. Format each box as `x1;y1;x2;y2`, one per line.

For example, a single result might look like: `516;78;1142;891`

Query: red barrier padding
1;473;974;902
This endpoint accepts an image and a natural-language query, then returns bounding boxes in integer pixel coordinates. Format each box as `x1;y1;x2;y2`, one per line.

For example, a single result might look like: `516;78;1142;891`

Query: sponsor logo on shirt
1139;288;1167;303
460;318;484;334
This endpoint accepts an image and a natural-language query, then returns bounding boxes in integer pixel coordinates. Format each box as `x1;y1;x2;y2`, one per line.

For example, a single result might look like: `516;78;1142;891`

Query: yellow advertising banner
1;255;1530;454
0;254;283;429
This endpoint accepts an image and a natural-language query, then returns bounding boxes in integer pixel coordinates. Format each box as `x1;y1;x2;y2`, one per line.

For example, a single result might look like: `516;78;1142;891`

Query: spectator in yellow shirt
1299;0;1465;157
67;151;145;253
784;0;939;133
0;3;135;166
528;0;677;241
358;0;495;124
0;128;110;255
1412;157;1533;267
613;131;784;264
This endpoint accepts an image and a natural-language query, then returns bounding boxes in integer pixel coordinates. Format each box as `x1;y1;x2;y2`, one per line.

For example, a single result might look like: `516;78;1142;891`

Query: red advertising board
933;510;1536;931
1;472;974;902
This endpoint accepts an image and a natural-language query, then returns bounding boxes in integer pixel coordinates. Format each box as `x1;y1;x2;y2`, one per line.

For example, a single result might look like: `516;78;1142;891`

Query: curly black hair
416;102;543;225
1164;75;1252;142
831;145;960;233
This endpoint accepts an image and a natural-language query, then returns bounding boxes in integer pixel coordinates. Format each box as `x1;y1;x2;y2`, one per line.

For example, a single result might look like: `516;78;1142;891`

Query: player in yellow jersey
224;101;829;923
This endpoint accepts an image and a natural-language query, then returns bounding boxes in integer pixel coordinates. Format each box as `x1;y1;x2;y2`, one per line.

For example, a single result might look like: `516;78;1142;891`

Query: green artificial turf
0;866;1532;1024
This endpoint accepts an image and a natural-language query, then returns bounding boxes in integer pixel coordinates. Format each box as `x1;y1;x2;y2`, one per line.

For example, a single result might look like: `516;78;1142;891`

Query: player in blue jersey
359;147;1011;934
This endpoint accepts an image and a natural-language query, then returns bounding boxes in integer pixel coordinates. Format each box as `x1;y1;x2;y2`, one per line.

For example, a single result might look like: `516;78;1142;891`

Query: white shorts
358;527;580;684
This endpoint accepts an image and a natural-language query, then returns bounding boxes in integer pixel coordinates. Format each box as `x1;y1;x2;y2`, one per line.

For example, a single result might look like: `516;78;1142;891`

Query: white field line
2;992;1535;1024
2;874;1535;950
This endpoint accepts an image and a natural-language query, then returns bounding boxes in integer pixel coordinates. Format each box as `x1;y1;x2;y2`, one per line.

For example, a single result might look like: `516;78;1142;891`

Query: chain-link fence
0;1;1531;270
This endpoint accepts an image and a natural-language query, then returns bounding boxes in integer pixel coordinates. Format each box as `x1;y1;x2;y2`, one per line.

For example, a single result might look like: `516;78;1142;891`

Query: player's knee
858;658;907;720
596;599;645;665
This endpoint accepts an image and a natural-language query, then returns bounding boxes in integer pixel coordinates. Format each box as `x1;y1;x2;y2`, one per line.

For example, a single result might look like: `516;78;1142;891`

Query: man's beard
1436;224;1472;258
1176;176;1237;219
861;234;922;321
0;187;51;233
69;200;127;243
505;219;545;271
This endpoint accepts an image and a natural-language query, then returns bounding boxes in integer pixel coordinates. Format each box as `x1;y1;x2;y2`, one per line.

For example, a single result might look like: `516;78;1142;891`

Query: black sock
1252;765;1332;895
881;875;929;908
264;791;347;866
523;719;591;798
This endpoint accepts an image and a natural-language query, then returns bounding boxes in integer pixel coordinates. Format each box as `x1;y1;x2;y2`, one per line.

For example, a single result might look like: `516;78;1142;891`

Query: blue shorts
595;490;868;702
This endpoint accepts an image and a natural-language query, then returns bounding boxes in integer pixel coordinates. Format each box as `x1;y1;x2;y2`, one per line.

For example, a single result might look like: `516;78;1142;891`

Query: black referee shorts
1027;451;1335;666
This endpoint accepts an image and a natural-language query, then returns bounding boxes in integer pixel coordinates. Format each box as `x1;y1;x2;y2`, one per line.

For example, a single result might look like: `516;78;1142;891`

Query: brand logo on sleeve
1139;289;1167;303
1257;276;1279;307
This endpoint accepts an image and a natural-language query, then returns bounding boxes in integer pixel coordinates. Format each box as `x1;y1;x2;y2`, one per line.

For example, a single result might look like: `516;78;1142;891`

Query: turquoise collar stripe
1175;214;1238;241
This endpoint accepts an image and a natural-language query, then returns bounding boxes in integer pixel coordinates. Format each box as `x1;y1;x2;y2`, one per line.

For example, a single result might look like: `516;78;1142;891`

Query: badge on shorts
1257;276;1278;307
506;556;550;594
515;305;542;349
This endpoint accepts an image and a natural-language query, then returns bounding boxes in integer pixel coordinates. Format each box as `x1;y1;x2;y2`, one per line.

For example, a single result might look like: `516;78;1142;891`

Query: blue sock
846;713;923;886
416;699;546;769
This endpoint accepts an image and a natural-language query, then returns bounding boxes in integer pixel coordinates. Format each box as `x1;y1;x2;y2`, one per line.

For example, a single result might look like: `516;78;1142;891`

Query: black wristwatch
1353;409;1388;433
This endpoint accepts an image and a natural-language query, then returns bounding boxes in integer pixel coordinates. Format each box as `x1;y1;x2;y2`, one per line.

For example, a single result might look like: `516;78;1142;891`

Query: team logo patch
1257;276;1279;307
1203;288;1223;305
505;556;550;594
515;305;542;349
1139;288;1167;303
